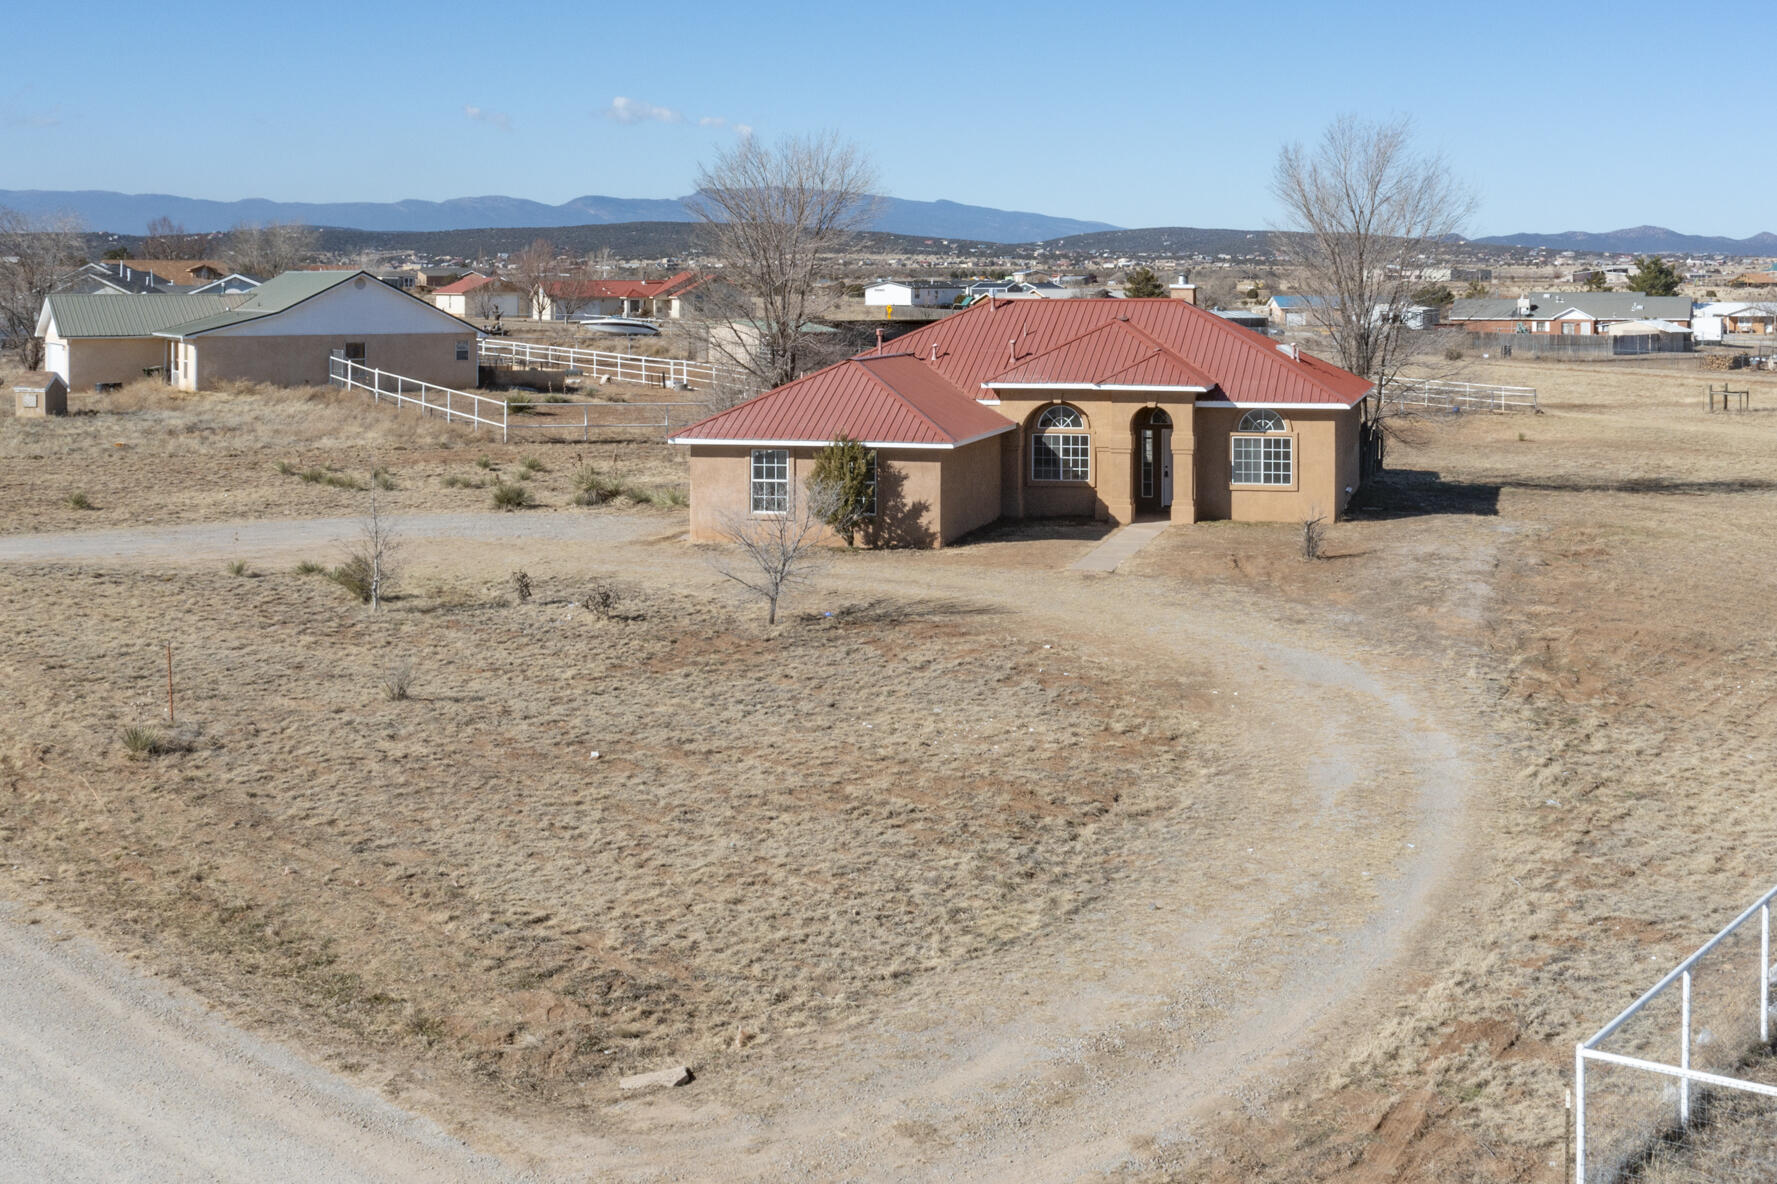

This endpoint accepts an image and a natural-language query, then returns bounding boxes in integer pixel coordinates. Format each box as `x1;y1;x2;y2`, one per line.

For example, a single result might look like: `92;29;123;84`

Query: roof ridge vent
1276;341;1300;362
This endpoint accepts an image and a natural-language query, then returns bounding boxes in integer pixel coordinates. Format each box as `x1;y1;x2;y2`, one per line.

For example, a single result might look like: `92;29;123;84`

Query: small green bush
490;481;532;510
441;474;485;489
294;559;326;575
475;455;494;470
645;487;689;508
521;456;547;473
373;467;396;491
226;559;250;577
327;555;375;602
122;725;166;759
67;491;96;511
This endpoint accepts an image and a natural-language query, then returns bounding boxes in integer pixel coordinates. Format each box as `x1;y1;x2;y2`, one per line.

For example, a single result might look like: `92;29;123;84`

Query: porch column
1170;401;1197;523
1097;441;1134;524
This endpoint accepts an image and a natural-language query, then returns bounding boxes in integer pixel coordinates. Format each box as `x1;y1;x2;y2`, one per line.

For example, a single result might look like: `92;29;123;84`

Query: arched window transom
1031;404;1089;482
1231;408;1292;486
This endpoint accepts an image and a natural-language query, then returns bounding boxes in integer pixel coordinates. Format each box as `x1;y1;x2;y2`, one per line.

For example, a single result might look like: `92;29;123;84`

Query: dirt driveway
0;902;528;1184
0;512;1497;1181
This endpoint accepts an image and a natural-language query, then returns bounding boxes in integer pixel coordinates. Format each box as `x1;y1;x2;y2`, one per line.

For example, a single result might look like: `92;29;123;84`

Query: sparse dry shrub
121;725;166;759
512;570;533;603
1301;510;1327;560
491;481;532;510
382;660;414;701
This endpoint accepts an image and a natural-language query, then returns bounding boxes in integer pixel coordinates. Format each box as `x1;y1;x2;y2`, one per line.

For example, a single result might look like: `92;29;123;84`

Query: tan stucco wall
937;436;1004;542
687;443;979;547
174;333;476;391
57;334;167;390
1193;406;1359;522
992;391;1199;525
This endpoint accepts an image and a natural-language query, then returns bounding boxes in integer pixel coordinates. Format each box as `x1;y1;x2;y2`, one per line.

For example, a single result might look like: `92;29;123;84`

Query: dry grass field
0;374;690;535
4;355;1777;1181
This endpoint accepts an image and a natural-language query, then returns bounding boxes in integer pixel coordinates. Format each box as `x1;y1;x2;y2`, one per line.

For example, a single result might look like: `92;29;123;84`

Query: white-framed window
1231;409;1292;486
1031;404;1090;482
862;451;878;517
455;339;470;360
750;449;789;513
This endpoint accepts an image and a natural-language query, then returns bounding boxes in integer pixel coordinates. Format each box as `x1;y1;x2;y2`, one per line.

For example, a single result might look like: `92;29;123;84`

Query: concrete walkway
1069;520;1170;573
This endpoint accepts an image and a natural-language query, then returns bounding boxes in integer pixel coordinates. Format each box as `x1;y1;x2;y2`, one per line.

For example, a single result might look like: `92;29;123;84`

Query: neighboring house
672;297;1373;547
432;274;526;320
1267;293;1331;327
414;267;466;289
1212;308;1271;332
155;270;481;391
377;272;418;292
1692;301;1777;341
119;259;233;287
1447;292;1693;335
534;271;709;320
863;280;966;308
187;272;262;296
1415;266;1492;283
995;280;1078;300
56;261;182;296
706;319;839;371
965;279;1016;298
37;294;231;388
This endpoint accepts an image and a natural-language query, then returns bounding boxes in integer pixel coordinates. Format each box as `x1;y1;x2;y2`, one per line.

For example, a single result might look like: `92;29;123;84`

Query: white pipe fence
1381;377;1540;413
327;354;704;443
1576;882;1777;1182
478;338;748;390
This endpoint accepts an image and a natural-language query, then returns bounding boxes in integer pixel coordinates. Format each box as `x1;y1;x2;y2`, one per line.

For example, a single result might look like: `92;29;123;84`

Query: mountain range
1471;225;1777;256
0;189;1116;245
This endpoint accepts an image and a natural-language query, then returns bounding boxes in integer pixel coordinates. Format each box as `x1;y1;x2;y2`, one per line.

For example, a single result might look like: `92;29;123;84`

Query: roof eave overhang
671;423;1016;451
982;382;1211;392
1196;399;1364;410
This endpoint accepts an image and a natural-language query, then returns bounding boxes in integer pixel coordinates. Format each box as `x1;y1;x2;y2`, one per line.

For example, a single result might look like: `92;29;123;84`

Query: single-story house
1692;301;1776;341
1212;307;1271;332
187;272;262;296
672;297;1373;547
863;280;966;308
55;261;182;296
155;269;482;391
38;293;232;388
119;259;233;287
1448;292;1692;335
534;271;710;321
1267;293;1332;327
432;273;527;320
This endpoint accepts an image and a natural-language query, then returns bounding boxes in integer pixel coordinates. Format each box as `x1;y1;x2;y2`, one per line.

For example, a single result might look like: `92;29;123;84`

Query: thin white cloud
606;97;683;125
698;116;726;128
463;104;513;132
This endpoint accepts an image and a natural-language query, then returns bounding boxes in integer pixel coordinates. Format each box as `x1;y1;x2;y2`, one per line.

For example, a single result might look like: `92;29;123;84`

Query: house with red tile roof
671;297;1374;547
532;270;713;321
430;273;526;320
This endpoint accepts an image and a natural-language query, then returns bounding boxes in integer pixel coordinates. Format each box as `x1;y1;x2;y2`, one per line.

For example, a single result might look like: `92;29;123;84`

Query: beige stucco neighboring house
37;293;232;389
155;270;482;391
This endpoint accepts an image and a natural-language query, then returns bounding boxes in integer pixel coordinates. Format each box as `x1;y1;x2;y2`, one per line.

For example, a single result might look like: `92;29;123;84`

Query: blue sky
5;0;1761;238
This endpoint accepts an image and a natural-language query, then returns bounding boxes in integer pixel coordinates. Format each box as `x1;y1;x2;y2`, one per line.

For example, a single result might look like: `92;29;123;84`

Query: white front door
1160;428;1174;508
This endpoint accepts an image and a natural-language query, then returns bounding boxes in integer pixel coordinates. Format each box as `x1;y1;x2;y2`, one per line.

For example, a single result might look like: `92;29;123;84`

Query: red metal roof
987;318;1215;389
862;297;1373;406
544;270;708;301
672;354;1015;447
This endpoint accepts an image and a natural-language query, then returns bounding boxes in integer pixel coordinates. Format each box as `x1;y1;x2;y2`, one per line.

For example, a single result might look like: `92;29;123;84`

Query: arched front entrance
1132;407;1174;515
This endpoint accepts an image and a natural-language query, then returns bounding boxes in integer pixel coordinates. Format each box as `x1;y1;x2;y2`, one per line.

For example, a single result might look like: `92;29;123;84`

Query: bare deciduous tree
513;238;557;319
223;221;319;279
712;482;832;625
340;473;401;612
141;216;206;259
688;131;877;389
0;206;83;368
1271;116;1476;418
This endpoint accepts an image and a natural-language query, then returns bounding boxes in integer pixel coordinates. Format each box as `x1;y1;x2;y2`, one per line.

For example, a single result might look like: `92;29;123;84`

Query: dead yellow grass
0;377;690;533
0;562;1195;1103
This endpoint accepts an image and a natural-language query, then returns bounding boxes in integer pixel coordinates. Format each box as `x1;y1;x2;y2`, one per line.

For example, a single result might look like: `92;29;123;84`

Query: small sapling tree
714;483;830;626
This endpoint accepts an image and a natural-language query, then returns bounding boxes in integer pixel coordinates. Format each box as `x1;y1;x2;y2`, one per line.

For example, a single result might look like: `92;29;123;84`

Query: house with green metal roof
39;269;483;392
37;294;231;390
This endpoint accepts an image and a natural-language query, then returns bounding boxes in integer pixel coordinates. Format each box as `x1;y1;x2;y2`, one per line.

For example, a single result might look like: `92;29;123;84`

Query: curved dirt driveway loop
0;904;530;1184
0;514;1492;1182
552;560;1488;1181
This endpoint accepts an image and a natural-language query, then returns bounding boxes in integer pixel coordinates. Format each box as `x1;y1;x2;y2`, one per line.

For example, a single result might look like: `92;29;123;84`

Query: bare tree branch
688;131;877;390
710;482;832;625
0;206;84;369
1271;115;1476;418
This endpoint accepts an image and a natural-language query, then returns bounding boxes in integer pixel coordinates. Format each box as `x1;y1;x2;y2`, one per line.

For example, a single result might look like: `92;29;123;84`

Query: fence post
1574;1049;1587;1184
502;396;508;444
1763;904;1771;1045
1680;970;1692;1127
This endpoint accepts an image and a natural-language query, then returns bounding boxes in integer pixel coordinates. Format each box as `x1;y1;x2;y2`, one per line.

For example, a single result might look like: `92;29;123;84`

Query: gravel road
0;511;660;564
0;903;526;1184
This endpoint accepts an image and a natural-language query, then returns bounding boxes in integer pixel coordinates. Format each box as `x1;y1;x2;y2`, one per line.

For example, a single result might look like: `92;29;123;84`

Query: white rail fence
1381;377;1540;413
1576;882;1777;1183
478;338;749;390
327;355;705;443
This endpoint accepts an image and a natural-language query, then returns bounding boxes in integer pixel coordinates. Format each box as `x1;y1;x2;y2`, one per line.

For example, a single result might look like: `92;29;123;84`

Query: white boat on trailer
576;316;660;336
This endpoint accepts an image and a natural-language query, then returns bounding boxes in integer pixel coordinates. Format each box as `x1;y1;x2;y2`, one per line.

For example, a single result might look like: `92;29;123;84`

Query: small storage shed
13;371;69;417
